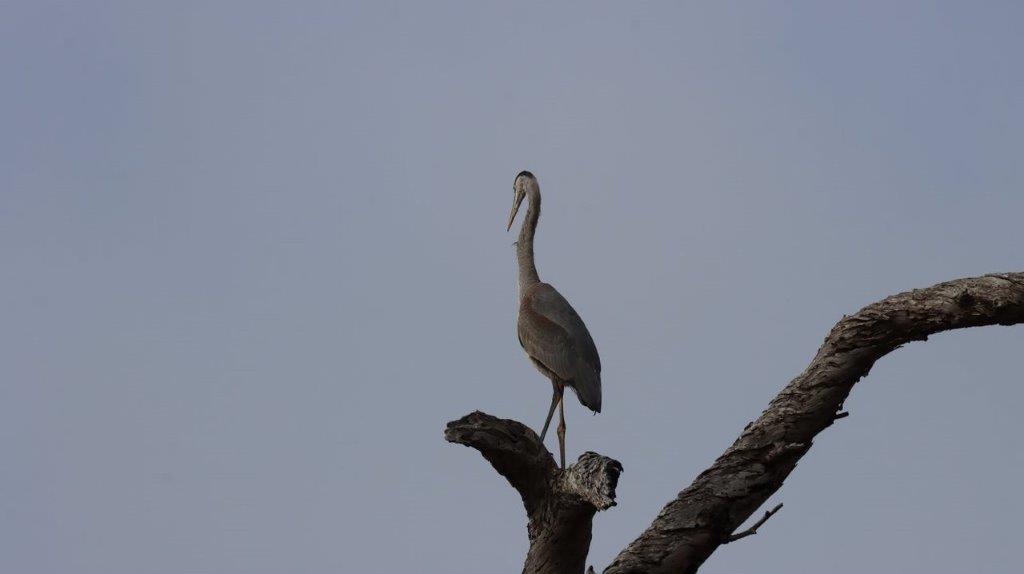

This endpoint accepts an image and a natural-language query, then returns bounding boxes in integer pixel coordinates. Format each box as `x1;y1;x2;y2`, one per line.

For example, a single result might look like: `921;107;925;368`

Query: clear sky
3;1;1023;572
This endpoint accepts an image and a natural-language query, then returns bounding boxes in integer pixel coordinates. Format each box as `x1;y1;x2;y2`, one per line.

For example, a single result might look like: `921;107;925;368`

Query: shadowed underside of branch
446;272;1024;574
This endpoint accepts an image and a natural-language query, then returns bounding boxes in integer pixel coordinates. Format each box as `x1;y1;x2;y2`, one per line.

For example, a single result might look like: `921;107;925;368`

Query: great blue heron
507;171;601;469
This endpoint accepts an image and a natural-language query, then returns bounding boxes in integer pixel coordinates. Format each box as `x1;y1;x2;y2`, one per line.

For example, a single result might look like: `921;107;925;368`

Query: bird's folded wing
523;283;601;374
517;301;578;381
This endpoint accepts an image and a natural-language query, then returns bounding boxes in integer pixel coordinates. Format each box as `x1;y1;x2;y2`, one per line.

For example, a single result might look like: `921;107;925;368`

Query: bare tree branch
445;272;1024;574
603;272;1024;573
444;412;622;574
722;503;783;543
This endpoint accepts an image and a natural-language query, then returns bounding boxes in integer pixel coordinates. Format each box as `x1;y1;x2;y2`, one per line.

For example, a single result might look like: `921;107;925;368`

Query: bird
506;170;601;469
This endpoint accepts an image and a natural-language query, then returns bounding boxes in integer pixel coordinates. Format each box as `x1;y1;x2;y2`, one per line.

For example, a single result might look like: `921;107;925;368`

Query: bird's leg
556;386;566;469
539;380;562;443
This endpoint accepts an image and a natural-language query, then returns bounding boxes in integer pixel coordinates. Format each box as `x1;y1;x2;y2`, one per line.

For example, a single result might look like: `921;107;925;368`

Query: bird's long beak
506;190;525;232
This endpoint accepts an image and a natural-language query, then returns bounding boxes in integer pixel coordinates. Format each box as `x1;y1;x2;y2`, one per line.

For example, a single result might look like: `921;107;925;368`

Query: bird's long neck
516;187;541;295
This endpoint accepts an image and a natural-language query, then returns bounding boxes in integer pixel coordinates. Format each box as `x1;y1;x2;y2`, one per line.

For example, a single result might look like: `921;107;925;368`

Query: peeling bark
445;272;1024;573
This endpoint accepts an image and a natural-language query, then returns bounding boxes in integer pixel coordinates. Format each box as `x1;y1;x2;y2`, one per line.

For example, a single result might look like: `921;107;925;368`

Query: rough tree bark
445;272;1024;574
445;413;622;573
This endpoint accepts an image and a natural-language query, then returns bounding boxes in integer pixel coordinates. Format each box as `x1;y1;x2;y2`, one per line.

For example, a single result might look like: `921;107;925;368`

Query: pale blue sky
2;2;1023;572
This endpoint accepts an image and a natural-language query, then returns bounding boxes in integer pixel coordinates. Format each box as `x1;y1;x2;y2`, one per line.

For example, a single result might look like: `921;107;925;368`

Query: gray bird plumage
507;171;602;468
517;282;602;412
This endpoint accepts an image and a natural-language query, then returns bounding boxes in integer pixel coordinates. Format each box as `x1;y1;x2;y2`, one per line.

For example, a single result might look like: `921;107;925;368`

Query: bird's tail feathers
570;374;602;414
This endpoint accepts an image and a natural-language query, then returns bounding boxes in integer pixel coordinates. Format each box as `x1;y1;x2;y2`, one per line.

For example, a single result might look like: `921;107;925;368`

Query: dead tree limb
445;272;1024;573
721;503;783;543
604;272;1024;573
445;412;622;574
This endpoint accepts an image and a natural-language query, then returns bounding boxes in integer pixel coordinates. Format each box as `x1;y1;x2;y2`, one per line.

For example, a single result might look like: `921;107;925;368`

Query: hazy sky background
3;2;1023;572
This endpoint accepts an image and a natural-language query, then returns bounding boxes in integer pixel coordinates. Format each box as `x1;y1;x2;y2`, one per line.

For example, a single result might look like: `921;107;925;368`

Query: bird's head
507;170;536;231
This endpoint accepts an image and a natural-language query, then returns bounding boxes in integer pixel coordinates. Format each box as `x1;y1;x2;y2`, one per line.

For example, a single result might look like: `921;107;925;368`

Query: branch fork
446;272;1024;573
444;412;622;574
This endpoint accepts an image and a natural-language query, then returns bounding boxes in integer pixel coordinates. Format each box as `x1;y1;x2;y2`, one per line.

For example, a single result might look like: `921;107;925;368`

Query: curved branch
603;272;1024;573
444;273;1024;573
445;412;622;574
